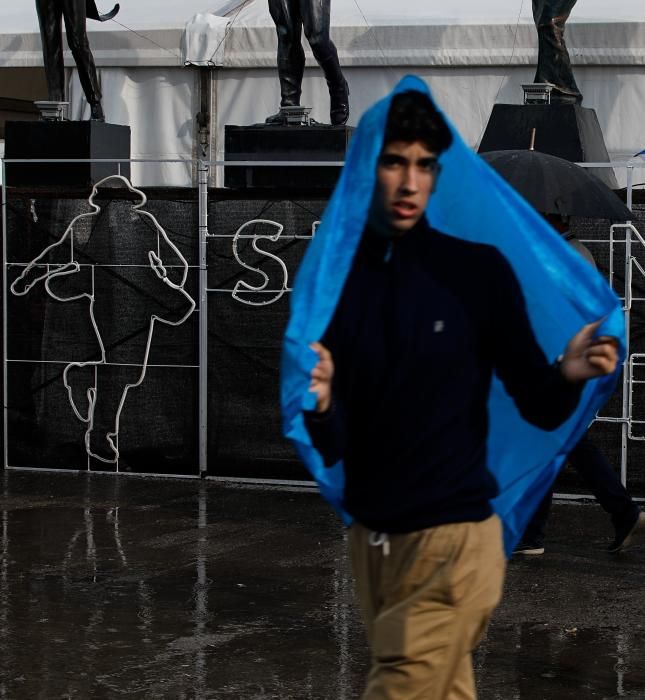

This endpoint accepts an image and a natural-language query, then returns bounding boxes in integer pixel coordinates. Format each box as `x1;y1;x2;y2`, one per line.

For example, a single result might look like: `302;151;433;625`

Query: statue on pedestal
533;0;582;103
267;0;349;126
35;0;120;121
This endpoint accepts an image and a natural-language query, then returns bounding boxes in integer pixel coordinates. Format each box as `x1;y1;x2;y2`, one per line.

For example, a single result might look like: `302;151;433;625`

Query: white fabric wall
68;67;198;186
214;65;645;159
55;62;645;187
17;60;645;188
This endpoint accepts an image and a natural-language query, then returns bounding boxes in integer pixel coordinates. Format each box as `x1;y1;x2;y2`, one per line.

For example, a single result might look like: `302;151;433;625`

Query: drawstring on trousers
368;531;390;557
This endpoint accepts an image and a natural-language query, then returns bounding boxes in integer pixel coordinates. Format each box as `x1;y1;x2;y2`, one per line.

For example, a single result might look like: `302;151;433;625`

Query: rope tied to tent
207;0;255;66
108;18;183;61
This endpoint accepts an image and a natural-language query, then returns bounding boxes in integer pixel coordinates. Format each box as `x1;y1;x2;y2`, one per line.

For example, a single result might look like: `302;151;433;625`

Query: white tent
2;0;645;185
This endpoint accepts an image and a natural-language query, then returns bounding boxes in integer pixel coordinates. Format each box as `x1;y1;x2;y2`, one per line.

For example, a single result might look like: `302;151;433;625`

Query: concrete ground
0;470;644;699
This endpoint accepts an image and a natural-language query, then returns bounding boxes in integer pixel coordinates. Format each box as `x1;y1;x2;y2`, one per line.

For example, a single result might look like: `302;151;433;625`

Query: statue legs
269;0;306;108
301;0;349;125
533;0;582;103
35;0;104;119
268;0;349;125
36;0;66;102
62;0;103;117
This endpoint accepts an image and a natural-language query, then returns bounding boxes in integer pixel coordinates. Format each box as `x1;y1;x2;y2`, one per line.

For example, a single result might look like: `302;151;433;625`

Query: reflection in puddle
477;622;645;698
193;483;208;697
0;471;642;698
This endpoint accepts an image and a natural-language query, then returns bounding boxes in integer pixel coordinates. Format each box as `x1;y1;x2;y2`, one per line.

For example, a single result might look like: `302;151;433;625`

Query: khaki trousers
349;515;506;700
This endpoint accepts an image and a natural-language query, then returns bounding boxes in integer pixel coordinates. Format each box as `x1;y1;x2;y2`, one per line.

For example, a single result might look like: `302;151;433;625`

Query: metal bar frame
2;156;645;496
198;160;209;476
2;159;7;474
1;158;202;474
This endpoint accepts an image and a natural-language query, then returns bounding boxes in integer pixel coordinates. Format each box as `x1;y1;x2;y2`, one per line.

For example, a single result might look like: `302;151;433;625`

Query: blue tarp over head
281;75;625;556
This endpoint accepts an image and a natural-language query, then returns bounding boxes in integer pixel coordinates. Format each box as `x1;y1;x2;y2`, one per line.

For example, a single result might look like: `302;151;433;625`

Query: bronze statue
36;0;120;120
533;0;582;103
267;0;349;125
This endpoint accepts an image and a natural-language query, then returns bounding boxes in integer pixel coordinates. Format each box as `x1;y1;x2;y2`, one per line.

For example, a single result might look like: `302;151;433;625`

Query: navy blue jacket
305;221;582;534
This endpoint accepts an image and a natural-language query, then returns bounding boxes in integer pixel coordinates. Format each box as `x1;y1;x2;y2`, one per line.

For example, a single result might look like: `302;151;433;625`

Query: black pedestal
4;121;131;188
224;124;354;189
478;104;617;189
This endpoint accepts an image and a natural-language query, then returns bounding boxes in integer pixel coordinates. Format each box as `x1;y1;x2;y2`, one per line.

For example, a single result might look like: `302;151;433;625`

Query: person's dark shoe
609;511;645;553
513;540;545;556
90;102;105;121
329;78;349;126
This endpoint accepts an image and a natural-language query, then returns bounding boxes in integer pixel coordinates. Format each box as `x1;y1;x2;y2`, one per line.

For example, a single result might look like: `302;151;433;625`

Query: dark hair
383;91;453;154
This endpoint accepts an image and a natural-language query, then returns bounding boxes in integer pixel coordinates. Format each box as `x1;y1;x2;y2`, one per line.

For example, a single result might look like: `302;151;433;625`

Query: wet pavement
0;470;644;699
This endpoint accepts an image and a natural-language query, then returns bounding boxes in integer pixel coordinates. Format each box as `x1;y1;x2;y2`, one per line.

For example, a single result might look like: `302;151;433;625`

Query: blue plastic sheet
281;75;625;555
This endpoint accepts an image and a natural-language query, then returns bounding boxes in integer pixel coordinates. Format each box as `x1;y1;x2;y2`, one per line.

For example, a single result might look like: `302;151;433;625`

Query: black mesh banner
207;193;327;479
5;187;199;474
3;185;645;492
4;186;327;480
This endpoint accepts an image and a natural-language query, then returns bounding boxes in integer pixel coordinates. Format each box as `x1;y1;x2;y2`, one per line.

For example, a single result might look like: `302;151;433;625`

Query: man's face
368;140;438;236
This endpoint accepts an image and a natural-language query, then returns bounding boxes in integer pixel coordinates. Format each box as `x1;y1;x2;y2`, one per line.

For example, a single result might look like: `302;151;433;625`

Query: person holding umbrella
515;213;645;555
480;150;643;555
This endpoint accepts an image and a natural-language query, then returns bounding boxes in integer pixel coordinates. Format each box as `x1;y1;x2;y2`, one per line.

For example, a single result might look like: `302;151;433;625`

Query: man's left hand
560;319;619;383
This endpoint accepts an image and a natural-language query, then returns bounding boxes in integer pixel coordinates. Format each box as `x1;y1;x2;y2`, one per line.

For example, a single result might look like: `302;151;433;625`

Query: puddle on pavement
0;470;643;698
477;620;645;698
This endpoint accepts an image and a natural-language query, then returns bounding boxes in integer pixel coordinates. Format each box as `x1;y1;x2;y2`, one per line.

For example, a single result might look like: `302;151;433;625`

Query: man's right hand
309;342;334;413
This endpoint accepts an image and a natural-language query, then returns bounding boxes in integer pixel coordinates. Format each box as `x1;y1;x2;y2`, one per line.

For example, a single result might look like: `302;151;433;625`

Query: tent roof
2;0;645;68
5;1;232;33
5;0;645;30
228;0;645;24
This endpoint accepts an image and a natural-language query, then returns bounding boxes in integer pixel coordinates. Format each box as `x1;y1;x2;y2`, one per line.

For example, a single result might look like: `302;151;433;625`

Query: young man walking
282;77;622;699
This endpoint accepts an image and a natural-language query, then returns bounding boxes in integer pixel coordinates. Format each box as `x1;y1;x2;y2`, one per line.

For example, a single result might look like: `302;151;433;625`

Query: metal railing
2;156;645;495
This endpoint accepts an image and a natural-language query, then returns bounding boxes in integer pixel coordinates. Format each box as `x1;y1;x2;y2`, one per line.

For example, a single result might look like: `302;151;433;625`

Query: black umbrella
480;149;632;221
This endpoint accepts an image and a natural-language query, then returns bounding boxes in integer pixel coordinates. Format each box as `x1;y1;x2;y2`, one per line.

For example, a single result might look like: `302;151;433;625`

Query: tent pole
197;68;212;163
196;66;212;476
2;161;7;471
198;161;209;476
